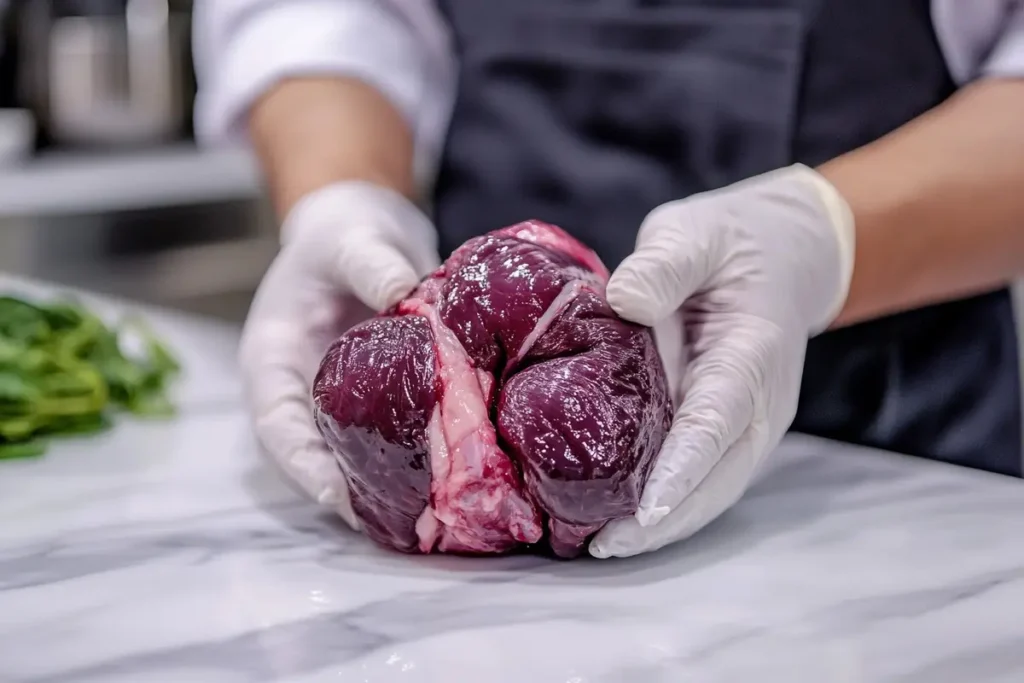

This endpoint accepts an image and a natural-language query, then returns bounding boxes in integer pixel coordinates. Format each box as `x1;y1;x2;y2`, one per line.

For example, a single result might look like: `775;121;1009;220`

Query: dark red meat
313;221;672;558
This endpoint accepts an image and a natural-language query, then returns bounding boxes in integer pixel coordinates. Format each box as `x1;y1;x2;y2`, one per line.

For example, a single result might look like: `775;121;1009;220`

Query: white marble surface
3;279;1024;682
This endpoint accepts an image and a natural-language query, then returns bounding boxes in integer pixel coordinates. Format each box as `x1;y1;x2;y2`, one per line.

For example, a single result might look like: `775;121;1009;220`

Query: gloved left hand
238;181;440;526
590;164;856;558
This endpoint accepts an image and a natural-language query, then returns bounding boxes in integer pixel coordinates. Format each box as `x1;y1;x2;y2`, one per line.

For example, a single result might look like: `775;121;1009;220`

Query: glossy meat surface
313;221;672;557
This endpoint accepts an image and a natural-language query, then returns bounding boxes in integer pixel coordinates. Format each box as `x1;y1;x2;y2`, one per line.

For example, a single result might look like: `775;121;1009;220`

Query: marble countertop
3;278;1024;682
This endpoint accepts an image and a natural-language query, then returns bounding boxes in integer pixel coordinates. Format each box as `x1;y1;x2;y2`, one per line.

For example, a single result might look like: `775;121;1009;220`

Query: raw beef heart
313;221;673;558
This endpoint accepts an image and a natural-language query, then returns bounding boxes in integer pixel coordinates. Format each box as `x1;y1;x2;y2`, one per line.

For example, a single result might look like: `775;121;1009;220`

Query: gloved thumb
606;201;718;327
332;238;427;312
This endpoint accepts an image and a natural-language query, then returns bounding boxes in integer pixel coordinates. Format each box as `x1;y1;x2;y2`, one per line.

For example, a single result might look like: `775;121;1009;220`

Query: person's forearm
818;78;1024;328
249;76;416;219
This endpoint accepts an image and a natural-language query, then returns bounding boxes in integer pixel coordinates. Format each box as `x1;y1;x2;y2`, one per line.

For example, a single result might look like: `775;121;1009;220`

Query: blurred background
2;0;1024;352
0;0;271;323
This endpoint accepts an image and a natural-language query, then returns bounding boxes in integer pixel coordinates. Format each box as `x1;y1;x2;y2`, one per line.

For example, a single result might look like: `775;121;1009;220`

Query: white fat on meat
403;296;542;552
401;247;605;553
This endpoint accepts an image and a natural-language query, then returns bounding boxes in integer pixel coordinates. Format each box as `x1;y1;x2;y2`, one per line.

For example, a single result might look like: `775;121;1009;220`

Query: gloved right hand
239;181;440;528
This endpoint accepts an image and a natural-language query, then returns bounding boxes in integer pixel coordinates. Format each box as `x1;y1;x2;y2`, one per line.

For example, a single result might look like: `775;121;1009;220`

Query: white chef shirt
193;0;1024;181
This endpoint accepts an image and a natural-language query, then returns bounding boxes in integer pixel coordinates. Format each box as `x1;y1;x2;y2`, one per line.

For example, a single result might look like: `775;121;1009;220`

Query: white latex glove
239;181;439;527
590;164;856;558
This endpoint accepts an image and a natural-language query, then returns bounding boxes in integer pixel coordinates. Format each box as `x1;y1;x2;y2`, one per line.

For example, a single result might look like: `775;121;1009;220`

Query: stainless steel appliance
0;0;13;107
15;0;193;147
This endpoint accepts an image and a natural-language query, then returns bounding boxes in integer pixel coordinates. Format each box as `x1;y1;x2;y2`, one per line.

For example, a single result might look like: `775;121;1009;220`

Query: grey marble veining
2;278;1024;682
3;415;1024;683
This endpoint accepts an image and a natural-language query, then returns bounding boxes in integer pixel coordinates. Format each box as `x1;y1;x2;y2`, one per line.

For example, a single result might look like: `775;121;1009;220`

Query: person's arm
192;0;455;218
820;77;1024;327
249;77;414;217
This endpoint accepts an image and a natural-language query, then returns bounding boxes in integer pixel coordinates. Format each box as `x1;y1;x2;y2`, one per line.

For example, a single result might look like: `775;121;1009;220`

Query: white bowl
0;109;36;166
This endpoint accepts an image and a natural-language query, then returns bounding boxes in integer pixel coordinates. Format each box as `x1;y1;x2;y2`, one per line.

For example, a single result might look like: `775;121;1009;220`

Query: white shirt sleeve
983;1;1024;78
192;0;456;182
932;0;1024;83
194;0;1022;187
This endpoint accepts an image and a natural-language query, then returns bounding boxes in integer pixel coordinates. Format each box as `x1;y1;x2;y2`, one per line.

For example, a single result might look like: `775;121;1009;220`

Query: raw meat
313;221;673;558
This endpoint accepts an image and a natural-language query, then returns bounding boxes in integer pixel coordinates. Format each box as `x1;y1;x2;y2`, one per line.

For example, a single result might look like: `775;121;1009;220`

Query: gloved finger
239;321;359;529
297;296;373;389
636;332;772;527
606;202;719;327
589;421;764;559
652;311;687;407
331;238;431;313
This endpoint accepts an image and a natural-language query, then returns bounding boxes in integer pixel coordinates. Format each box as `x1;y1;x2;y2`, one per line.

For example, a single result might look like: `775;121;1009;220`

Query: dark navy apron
431;0;1023;476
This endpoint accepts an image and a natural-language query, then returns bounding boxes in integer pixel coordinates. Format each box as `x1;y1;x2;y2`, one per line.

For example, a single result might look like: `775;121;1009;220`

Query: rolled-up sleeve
933;0;1024;83
982;1;1024;78
192;0;456;175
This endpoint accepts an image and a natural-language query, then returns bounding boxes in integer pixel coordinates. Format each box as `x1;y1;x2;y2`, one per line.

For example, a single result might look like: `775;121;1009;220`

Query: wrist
791;164;857;332
731;164;856;335
250;77;417;219
272;163;414;222
281;180;435;253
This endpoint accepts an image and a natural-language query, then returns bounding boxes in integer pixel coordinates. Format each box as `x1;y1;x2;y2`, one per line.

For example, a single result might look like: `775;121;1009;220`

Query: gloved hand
239;181;439;528
590;164;856;558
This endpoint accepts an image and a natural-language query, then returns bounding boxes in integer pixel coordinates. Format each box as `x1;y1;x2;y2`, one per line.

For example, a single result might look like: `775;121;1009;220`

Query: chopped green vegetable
0;293;180;459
